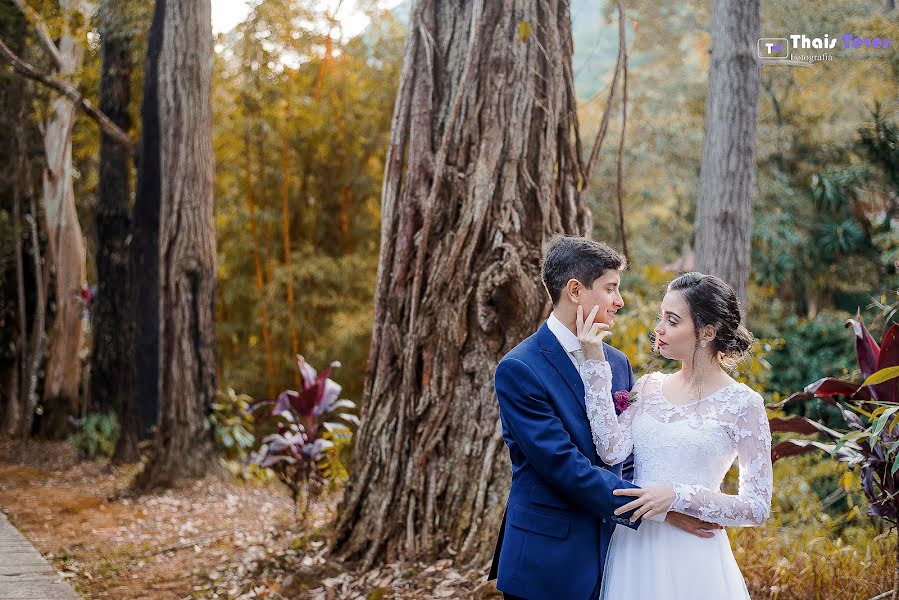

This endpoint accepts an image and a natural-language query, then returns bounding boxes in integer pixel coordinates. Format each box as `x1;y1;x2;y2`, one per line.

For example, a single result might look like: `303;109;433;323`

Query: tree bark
3;110;25;438
613;0;630;260
334;0;589;567
39;0;94;436
124;0;165;451
136;0;217;488
693;0;760;308
2;78;29;437
93;0;137;460
22;193;48;439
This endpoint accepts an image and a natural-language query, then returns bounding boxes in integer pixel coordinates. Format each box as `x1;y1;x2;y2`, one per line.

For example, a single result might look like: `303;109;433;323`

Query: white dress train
582;361;773;599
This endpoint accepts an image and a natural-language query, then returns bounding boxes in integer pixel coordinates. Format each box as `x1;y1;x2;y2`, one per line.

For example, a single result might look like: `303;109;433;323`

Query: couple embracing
489;235;773;599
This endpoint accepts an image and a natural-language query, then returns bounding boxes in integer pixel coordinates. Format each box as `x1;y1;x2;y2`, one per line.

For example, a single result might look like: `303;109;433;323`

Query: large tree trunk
123;0;164;452
40;0;94;436
693;0;760;308
136;0;217;488
93;0;136;459
334;0;589;567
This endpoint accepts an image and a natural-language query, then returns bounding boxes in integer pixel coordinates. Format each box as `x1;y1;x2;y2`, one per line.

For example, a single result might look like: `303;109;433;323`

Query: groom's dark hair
541;235;627;305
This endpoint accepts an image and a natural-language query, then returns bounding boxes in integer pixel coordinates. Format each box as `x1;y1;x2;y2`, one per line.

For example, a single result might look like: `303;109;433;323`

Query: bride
577;272;773;599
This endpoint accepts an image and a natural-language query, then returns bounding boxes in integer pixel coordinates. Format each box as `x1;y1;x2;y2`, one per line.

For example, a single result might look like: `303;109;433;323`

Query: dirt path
0;442;503;599
0;442;323;599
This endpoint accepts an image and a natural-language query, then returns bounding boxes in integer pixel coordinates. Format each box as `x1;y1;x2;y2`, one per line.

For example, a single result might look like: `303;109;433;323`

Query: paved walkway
0;512;80;599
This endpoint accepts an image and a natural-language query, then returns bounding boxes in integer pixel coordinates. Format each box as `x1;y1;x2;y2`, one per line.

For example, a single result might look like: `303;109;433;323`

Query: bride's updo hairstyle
667;272;754;369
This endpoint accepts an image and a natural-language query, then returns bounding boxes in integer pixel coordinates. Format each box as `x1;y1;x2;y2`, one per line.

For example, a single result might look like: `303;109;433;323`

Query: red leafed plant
249;355;358;520
768;310;899;596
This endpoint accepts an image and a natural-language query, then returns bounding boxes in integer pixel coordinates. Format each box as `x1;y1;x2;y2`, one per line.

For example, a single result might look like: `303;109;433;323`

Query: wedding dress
583;360;773;599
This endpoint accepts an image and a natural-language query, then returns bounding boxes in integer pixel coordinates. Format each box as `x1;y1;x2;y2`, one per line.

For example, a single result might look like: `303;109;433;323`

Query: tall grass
735;454;895;599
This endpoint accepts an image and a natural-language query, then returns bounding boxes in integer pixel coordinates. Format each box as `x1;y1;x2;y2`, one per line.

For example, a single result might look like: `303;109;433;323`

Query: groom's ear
563;278;581;303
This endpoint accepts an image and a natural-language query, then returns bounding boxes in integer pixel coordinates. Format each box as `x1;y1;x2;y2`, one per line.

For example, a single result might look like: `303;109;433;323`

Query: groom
488;235;720;600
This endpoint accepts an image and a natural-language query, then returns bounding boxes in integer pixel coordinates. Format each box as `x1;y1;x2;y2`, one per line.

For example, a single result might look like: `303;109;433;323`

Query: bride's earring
699;340;708;348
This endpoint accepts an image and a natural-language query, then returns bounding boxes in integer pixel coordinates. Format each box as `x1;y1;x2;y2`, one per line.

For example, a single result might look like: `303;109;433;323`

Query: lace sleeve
583;360;647;466
669;390;773;526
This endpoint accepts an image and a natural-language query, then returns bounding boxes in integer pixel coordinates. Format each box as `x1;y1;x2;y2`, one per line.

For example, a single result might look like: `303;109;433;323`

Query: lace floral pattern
583;360;773;527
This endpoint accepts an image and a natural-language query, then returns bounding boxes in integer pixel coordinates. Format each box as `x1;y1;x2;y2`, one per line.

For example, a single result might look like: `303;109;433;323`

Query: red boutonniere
613;390;632;413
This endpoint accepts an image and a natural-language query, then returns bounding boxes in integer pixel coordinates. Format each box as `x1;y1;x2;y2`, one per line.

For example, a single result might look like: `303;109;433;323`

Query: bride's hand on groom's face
576;304;611;361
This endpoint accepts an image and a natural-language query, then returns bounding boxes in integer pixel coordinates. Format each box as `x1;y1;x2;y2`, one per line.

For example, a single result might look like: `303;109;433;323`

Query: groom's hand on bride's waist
664;512;724;538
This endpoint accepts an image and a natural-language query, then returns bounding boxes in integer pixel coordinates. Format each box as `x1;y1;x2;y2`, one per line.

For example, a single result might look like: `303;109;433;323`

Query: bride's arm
583;360;646;466
668;390;773;526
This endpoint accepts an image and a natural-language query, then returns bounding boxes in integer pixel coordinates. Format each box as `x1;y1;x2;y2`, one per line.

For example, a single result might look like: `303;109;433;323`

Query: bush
206;388;256;461
754;309;857;402
68;412;120;459
249;355;358;520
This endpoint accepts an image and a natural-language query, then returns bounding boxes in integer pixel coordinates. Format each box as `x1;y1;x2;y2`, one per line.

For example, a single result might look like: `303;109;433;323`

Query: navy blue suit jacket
488;321;641;600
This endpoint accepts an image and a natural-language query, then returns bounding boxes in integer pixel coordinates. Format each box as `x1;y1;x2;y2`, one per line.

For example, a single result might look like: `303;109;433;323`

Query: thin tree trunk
40;0;93;436
256;119;279;385
334;90;352;253
2;362;18;436
94;0;137;460
136;0;217;488
22;193;48;439
245;127;275;397
614;0;629;260
693;0;760;308
313;9;337;102
5;111;26;437
280;92;299;360
334;0;589;567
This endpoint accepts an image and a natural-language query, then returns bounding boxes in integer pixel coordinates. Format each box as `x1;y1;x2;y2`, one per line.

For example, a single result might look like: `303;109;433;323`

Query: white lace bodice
583;360;773;527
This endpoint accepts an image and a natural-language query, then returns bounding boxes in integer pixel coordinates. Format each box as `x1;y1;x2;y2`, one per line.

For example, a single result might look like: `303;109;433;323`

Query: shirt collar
547;311;581;353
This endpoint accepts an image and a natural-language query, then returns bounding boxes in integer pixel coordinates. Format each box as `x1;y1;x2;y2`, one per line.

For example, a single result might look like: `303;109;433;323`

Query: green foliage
618;266;776;394
770;314;899;526
206;388;256;460
319;425;353;488
68;412;120;459
868;289;899;337
858;101;899;191
754;309;857;403
249;356;358;520
213;2;402;403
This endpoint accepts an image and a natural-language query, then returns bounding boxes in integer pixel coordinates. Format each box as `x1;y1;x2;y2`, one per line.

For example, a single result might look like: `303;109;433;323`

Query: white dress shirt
546;311;583;374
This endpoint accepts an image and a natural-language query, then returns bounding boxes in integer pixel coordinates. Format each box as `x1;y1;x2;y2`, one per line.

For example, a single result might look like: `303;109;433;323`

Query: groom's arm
495;357;643;529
